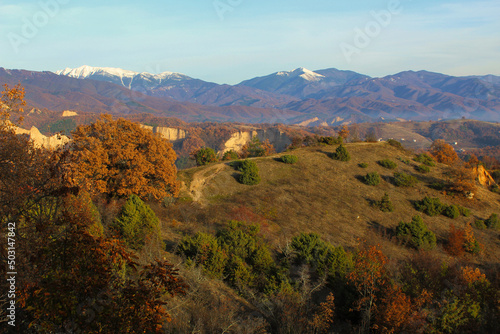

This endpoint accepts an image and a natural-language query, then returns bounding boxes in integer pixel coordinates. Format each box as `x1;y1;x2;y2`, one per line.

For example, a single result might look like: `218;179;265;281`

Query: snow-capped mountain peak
56;66;189;81
55;66;192;89
56;65;138;79
275;67;325;81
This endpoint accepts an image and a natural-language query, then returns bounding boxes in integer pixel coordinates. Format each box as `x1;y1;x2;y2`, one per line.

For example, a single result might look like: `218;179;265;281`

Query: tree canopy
430;139;459;165
0;83;26;129
68;115;179;200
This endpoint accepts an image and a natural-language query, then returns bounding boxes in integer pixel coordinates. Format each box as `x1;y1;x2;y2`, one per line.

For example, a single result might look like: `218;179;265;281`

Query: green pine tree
114;194;160;250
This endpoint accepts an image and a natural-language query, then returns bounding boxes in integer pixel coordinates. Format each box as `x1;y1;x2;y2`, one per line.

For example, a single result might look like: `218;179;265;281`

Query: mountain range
1;65;500;125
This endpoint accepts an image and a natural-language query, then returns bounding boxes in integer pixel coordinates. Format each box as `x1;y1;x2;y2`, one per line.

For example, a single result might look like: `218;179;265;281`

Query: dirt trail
189;164;225;205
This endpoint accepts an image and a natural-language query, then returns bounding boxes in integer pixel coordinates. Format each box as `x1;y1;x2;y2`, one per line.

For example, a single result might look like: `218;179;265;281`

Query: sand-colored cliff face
155;127;187;141
222;128;292;153
14;124;186;150
139;125;187;141
62;110;78;117
15;126;70;149
223;131;255;153
473;165;496;187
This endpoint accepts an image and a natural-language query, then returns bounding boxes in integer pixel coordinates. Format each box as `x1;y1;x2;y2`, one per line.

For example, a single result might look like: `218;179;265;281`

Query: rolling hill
150;140;500;332
168;142;500;264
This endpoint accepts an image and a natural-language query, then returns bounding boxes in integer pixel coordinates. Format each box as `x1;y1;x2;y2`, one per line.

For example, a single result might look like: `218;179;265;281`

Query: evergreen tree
396;215;436;250
114;194;160;250
239;159;261;185
377;193;394;212
334;144;351;162
195;147;218;166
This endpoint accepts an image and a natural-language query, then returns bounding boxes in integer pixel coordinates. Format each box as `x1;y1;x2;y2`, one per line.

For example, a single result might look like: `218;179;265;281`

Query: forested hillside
1;84;499;333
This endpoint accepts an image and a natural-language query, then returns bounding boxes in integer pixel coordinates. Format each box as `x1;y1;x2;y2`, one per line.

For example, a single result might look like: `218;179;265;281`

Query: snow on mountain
238;67;367;98
56;65;138;79
276;67;325;82
55;65;191;88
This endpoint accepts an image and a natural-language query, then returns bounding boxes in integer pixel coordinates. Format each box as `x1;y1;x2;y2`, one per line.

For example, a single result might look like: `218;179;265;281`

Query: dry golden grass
163;142;500;264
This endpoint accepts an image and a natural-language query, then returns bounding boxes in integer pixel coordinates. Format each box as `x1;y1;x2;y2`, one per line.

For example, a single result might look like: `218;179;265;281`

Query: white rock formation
155;127;187;141
62;110;78;117
15;126;70;149
222;128;291;153
139;125;187;141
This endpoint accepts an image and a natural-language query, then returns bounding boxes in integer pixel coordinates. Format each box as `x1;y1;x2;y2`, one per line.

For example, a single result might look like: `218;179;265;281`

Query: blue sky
1;0;499;84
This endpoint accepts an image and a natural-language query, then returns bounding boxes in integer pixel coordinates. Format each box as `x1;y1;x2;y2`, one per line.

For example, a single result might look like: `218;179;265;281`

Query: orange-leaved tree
445;224;466;257
308;293;335;334
465;154;481;168
338;125;350;141
347;243;388;333
0;83;26;129
429;139;459;165
446;222;481;256
447;163;477;195
373;284;431;334
68;115;179;201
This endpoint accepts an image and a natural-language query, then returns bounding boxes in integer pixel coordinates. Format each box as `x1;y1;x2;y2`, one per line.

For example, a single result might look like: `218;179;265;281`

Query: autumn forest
1;84;500;334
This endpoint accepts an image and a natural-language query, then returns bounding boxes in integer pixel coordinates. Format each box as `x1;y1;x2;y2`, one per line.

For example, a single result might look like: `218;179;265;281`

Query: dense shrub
222;149;238;161
378;159;397;169
429;182;446;191
359;162;368;168
485;213;500;229
195;147;218;166
240;136;275;158
333;144;351;161
280;154;298;164
416;165;431;173
114;194;160;250
217;221;274;281
319;136;342;145
177;232;228;278
394;172;418;187
364;172;381;186
374;193;394;212
457;206;471;217
415;153;436;167
224;256;254;288
474;220;487;230
387;139;404;149
301;135;320;147
396;215;437;250
217;221;260;262
178;221;276;291
238;159;261;185
443;205;460;219
397;157;411;165
291;233;351;277
414;196;446;216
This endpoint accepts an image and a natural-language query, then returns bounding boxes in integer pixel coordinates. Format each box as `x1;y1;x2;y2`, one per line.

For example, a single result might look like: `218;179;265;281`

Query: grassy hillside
163;141;500;265
147;141;500;332
353;119;500;152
